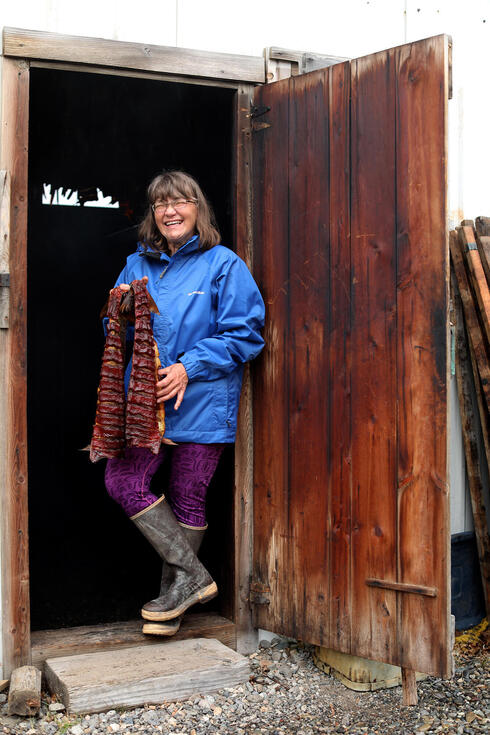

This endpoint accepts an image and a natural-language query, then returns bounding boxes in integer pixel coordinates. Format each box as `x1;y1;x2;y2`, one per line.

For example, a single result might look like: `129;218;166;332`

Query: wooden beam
475;216;490;237
233;84;257;654
2;27;265;84
458;225;490;346
452;271;490;617
0;57;31;677
475;234;490;286
450;231;490;412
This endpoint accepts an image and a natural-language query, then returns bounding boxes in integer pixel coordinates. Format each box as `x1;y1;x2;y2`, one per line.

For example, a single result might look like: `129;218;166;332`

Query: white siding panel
176;0;406;57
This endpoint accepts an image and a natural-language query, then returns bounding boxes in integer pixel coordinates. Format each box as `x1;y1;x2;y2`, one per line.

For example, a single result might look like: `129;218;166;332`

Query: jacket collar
137;234;200;261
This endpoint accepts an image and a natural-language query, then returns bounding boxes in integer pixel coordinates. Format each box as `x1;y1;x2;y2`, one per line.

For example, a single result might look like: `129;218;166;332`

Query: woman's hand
157;362;189;410
111;275;148;293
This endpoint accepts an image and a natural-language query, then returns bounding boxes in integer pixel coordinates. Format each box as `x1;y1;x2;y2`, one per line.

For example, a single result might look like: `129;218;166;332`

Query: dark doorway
27;67;235;630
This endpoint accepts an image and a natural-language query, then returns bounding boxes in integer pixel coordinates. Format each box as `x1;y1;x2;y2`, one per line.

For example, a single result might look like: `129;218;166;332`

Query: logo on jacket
187;291;205;296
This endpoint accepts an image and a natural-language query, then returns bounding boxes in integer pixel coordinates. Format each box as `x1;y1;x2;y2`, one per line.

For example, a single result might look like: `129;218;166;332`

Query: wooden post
0;57;31;677
233;83;257;654
7;666;41;716
401;667;418;705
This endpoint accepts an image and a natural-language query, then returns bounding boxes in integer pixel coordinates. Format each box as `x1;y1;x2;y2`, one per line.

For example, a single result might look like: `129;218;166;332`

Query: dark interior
27;67;235;631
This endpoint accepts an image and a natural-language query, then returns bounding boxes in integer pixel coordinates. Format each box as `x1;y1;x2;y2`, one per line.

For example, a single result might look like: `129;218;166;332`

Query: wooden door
252;35;451;677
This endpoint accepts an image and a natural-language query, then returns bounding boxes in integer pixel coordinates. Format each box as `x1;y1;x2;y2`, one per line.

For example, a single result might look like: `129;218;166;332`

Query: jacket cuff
179;354;201;381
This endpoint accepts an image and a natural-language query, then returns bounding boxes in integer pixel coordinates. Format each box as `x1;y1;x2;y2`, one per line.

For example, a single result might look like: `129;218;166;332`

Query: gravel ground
0;633;488;735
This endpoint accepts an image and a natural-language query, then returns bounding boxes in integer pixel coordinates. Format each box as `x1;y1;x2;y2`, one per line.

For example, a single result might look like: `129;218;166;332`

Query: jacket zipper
159;266;168;279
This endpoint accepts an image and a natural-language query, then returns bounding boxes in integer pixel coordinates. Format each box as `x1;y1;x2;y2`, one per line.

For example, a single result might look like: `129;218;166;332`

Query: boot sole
141;581;218;621
142;620;181;636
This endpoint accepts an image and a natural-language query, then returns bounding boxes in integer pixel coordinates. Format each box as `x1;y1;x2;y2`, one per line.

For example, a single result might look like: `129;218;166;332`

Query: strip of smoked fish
90;286;127;462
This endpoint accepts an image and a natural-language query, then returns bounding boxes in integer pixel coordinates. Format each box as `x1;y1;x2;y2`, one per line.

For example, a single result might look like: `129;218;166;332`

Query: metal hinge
250;105;271;119
250;105;271;132
250;581;271;605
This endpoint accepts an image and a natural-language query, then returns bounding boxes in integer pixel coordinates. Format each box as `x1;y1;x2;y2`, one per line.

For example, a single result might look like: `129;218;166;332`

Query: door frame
0;27;261;676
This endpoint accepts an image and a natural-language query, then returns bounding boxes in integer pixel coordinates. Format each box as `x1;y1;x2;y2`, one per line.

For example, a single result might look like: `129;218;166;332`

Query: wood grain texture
0;58;31;677
233;85;257;653
3;27;265;83
395;36;450;676
0;171;10;329
475;232;490;286
327;61;352;652
45;638;249;714
252;76;291;634
452;272;490;616
7;665;41;716
350;46;398;664
450;232;490;412
475;216;490;237
31;614;236;670
287;69;331;643
459;225;490;346
401;667;418;706
252;35;450;677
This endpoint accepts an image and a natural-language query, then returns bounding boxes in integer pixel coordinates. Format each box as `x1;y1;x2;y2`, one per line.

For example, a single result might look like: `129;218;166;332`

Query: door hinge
250;105;271;119
0;273;9;329
250;581;271;605
250;105;271;132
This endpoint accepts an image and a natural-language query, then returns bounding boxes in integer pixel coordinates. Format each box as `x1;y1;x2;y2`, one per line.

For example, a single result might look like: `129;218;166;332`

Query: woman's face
153;194;198;250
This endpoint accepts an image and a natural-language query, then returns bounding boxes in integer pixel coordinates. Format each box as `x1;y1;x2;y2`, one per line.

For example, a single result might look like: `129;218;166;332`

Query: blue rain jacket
113;235;265;443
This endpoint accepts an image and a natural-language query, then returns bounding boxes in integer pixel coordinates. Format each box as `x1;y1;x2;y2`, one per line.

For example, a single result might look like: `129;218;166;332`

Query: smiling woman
101;170;265;638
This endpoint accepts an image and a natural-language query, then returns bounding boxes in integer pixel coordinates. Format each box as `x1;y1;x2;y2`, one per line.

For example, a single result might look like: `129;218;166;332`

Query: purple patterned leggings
105;443;225;527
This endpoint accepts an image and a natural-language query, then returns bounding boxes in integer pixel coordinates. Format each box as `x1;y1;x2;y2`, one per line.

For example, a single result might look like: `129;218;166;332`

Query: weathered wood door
252;35;451;677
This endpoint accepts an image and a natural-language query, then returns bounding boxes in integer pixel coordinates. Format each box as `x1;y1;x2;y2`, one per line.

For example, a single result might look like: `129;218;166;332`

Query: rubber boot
142;525;206;637
131;496;217;622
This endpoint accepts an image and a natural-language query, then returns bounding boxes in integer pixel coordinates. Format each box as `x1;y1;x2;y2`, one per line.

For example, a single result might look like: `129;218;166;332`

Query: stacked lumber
450;219;490;620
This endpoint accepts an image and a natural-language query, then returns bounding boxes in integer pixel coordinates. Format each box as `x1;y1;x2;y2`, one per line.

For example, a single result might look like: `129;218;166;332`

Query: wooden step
31;613;236;669
45;638;249;714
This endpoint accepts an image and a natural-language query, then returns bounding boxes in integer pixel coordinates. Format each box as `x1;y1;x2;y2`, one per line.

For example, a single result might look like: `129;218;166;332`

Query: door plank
350;48;398;663
252;77;291;632
287;69;331;643
395;36;450;675
327;61;352;652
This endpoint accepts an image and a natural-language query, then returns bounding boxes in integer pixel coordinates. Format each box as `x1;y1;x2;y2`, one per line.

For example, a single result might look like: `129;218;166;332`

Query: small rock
0;694;6;704
49;702;65;712
259;640;271;649
108;725;120;733
212;706;222;716
69;726;84;735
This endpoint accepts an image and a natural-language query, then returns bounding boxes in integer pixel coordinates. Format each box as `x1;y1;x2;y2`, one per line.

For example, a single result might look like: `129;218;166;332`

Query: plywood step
31;613;236;669
45;638;250;714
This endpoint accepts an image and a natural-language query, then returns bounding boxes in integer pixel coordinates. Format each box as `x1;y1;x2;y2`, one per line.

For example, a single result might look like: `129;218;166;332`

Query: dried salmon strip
89;278;166;462
90;286;127;462
125;279;163;453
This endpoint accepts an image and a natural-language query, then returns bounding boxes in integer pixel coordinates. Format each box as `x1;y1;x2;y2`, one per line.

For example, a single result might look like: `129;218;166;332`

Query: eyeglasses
152;198;197;214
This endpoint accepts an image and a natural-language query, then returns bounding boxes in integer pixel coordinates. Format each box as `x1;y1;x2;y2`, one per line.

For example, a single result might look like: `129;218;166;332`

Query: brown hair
138;170;221;252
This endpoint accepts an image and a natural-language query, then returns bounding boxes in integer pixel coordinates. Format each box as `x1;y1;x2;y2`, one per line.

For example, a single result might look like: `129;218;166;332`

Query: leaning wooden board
252;35;451;677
